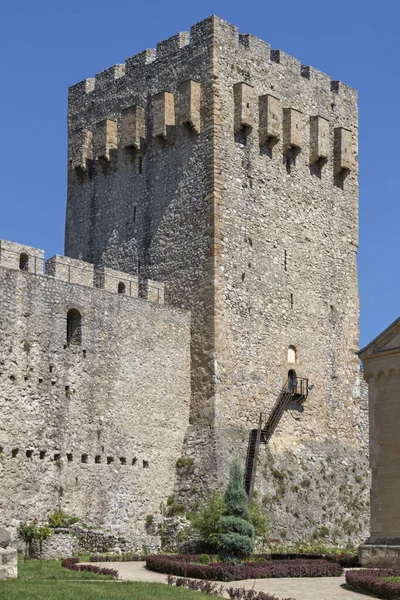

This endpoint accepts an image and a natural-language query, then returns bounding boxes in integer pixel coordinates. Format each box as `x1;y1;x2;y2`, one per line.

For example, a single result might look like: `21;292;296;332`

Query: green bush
48;509;81;528
191;487;269;553
198;554;211;565
191;491;225;552
218;460;254;562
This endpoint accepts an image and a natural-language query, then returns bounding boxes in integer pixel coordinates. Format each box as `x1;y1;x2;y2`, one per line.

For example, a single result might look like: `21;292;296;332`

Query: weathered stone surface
0;548;17;579
0;15;368;547
0;243;190;540
0;528;11;549
359;544;400;568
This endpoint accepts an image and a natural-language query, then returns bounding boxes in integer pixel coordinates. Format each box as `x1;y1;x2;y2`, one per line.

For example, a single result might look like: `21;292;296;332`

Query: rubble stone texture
0;15;369;546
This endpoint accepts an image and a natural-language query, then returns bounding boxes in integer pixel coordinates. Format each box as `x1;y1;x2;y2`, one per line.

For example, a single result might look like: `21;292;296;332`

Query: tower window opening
118;282;126;294
288;345;296;363
284;249;287;271
290;293;293;309
67;309;82;346
133;206;137;222
19;253;29;271
138;157;143;174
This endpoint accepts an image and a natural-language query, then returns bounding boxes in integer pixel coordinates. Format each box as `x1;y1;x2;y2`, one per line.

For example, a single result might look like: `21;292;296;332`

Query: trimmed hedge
146;555;343;581
167;574;295;599
269;552;359;568
90;553;145;562
346;569;400;599
61;557;118;578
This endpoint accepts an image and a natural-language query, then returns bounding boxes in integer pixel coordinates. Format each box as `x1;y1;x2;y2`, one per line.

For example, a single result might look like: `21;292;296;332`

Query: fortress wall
65;17;218;420
0;257;190;537
63;16;370;545
206;20;369;544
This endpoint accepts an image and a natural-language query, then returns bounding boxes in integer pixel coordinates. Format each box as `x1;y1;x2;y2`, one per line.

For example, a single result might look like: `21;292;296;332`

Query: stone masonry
0;241;190;539
0;16;369;547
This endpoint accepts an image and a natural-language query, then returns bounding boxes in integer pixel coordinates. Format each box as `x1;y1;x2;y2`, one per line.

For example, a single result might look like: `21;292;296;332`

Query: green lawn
0;559;222;600
383;576;400;583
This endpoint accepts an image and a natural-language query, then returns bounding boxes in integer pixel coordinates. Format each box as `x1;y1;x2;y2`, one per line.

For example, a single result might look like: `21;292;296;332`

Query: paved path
84;561;372;599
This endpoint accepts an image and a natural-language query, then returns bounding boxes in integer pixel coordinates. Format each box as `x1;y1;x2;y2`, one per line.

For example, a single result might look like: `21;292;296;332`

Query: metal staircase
245;378;309;499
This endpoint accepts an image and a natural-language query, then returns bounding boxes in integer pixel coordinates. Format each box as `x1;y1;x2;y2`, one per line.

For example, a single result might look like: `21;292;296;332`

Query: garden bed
62;557;118;578
146;554;343;581
346;569;400;599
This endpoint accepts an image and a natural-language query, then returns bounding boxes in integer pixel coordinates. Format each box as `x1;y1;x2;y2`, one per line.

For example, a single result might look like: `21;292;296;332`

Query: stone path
84;561;372;599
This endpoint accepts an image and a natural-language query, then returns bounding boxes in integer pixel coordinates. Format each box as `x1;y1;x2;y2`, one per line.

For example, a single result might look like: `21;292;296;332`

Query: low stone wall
30;527;161;559
0;548;17;579
359;544;400;567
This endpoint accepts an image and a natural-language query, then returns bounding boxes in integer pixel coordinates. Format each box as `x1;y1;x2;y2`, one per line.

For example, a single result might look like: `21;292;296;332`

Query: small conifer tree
217;459;254;562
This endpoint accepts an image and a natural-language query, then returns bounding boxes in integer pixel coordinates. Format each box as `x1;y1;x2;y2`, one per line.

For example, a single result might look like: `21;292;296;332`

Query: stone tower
66;16;369;542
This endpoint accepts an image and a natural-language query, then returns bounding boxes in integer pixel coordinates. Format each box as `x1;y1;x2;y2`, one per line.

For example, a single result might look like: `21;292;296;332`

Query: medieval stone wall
57;15;368;545
206;19;369;544
0;241;190;539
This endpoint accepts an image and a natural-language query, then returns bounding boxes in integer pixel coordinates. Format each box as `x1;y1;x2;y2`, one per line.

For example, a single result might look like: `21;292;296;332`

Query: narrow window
133;206;137;222
284;249;287;271
138;157;143;174
118;282;126;294
40;451;46;460
287;345;296;363
120;457;127;465
19;253;29;271
95;455;101;464
12;448;19;458
67;309;82;346
290;293;294;309
81;454;88;464
67;453;73;462
26;450;33;458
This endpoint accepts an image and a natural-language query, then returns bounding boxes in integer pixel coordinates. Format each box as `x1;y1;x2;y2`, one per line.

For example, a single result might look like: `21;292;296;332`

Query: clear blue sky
0;0;398;347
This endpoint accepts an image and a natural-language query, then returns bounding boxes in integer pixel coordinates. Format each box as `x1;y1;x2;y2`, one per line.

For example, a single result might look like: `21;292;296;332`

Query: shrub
48;509;82;528
218;460;254;561
249;498;269;546
62;557;118;577
146;555;343;581
191;490;225;552
167;575;295;600
90;553;145;562
18;518;52;564
346;568;400;599
198;554;211;565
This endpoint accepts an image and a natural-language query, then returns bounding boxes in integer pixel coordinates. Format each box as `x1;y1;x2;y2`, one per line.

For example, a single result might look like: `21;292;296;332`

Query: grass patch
384;576;400;583
0;558;222;600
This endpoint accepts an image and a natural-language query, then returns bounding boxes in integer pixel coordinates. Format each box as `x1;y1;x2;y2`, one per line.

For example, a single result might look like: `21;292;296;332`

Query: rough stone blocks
179;80;201;134
153;91;175;141
259;94;281;145
233;82;255;133
359;544;400;568
94;119;117;162
309;115;330;164
283;107;303;152
0;548;17;580
121;105;146;151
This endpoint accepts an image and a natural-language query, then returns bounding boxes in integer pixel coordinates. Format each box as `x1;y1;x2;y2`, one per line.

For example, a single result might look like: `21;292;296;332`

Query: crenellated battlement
0;240;165;305
67;15;357;183
68;16;355;104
